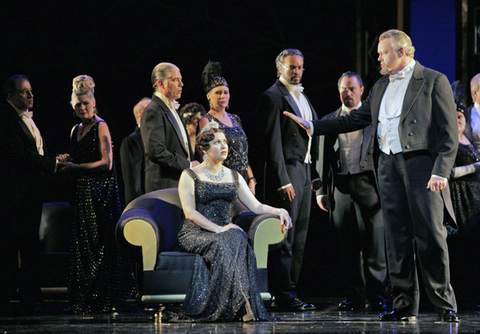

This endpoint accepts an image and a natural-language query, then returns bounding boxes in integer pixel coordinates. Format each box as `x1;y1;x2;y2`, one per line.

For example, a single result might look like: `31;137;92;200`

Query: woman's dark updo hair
196;128;225;152
179;102;206;125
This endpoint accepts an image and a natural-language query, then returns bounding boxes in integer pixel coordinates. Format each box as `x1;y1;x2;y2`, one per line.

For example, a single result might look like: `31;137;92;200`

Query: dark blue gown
176;169;269;322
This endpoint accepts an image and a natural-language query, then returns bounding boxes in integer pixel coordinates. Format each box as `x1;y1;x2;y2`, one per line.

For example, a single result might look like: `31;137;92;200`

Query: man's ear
157;79;164;90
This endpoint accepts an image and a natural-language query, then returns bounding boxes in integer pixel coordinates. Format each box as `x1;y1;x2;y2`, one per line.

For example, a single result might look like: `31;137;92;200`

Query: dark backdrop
0;0;397;298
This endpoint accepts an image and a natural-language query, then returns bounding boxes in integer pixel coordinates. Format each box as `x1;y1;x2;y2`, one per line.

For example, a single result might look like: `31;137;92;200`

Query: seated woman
175;124;292;322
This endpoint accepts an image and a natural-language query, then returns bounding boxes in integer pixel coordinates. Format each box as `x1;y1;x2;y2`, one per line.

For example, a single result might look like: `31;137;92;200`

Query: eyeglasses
281;64;305;72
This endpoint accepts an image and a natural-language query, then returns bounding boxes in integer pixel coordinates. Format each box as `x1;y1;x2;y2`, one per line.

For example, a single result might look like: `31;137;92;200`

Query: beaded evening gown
450;143;480;233
176;169;269;322
205;113;249;181
68;122;137;313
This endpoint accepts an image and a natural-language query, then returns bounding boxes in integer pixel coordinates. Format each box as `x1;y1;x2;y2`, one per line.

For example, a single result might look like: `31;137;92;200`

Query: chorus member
450;103;480;230
120;97;151;205
174;126;292;322
0;75;66;315
466;74;480;150
254;49;318;311
317;72;387;311
448;103;480;305
199;61;256;194
179;102;206;160
284;30;459;322
60;75;137;313
141;62;199;192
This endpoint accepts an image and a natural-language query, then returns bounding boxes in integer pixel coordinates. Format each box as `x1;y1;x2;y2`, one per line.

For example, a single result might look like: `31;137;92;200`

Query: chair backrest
39;201;71;253
117;188;183;256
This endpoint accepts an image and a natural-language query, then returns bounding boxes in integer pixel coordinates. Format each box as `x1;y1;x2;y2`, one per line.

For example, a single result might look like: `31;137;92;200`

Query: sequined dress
450;143;480;233
68;122;137;313
205;113;249;181
176;169;269;322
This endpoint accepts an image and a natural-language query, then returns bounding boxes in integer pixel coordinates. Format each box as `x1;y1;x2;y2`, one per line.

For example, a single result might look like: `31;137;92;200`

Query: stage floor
1;298;479;334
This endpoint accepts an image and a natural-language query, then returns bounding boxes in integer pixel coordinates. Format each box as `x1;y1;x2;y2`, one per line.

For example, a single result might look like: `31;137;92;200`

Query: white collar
389;59;416;82
474;103;480;116
154;91;180;110
279;76;304;93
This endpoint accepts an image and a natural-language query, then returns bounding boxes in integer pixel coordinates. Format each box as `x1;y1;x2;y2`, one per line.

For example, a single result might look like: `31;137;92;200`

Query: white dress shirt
155;92;191;161
377;59;416;155
471;103;480;150
279;76;313;164
10;102;44;156
338;102;363;174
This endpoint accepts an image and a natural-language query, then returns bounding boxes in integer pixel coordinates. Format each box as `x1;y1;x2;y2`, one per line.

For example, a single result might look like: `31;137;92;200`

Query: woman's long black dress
450;143;480;232
176;169;269;322
69;122;137;313
448;143;480;303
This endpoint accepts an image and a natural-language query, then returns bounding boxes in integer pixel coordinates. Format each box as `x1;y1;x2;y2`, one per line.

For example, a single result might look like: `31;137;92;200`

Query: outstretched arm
283;111;312;135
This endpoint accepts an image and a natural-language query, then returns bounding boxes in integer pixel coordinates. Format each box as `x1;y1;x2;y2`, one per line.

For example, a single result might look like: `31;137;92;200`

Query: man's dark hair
337;71;364;88
4;74;29;99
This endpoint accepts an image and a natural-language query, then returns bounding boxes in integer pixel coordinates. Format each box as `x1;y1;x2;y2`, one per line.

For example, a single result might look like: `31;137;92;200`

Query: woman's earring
203;152;209;162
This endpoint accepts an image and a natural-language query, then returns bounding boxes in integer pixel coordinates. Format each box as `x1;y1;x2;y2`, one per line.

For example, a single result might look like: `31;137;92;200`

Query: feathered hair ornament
202;61;228;93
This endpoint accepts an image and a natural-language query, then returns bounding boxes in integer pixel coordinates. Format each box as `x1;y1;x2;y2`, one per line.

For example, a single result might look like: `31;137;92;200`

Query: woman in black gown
448;104;480;305
199;61;257;194
60;75;137;313
176;125;292;322
450;105;480;232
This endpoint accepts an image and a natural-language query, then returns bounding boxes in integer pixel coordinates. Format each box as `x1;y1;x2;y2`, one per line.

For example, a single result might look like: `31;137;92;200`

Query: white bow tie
291;84;304;93
389;65;414;82
389;72;406;82
20;111;33;118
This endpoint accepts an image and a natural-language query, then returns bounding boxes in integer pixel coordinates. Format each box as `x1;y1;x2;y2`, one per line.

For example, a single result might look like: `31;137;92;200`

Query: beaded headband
205;76;228;93
200;120;220;134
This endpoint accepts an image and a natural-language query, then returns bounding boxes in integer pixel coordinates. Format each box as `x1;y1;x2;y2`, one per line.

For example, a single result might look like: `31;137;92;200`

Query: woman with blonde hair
59;75;136;313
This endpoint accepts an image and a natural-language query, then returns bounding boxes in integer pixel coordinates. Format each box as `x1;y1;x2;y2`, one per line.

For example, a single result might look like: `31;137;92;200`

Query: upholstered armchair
39;201;71;295
115;187;286;306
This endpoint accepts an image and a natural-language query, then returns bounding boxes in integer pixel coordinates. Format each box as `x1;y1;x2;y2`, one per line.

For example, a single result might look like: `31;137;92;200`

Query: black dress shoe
366;300;388;311
338;301;364;311
438;310;459;322
379;309;417;321
278;297;316;311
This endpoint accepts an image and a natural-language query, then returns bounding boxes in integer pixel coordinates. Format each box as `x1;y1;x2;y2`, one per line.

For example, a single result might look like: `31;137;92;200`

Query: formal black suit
0;103;57;310
120;126;145;205
311;62;458;315
317;107;387;306
141;93;193;191
255;79;319;303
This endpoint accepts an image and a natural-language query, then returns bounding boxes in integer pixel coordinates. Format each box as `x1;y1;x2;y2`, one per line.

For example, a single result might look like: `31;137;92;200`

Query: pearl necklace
204;165;225;182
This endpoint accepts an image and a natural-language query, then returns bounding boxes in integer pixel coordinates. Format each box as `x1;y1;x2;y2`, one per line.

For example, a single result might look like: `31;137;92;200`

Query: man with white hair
285;29;459;322
466;73;480;150
141;62;199;191
120;97;150;204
